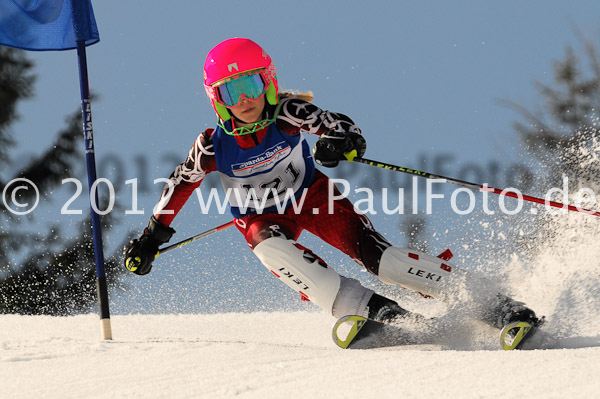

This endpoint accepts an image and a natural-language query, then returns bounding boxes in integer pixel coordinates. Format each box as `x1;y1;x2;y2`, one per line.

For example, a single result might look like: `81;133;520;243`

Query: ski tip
500;321;534;350
332;315;367;349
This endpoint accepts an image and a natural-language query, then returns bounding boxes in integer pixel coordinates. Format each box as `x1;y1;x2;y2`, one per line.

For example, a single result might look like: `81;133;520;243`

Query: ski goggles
214;72;266;107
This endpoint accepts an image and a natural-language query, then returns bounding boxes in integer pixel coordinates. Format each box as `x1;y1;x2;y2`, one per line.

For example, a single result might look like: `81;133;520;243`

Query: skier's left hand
313;131;366;167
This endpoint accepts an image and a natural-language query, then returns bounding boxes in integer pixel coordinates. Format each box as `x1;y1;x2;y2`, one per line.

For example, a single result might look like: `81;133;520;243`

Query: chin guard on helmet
216;100;283;136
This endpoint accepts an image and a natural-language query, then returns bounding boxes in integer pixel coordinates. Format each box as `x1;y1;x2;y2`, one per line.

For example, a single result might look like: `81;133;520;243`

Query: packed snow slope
2;311;599;399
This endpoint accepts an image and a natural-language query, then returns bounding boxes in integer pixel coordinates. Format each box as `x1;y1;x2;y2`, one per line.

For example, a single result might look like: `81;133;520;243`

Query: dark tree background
0;47;128;315
510;36;600;188
507;35;600;257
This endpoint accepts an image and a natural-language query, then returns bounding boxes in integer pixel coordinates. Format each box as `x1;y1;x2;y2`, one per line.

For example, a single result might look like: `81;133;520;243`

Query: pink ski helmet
203;38;278;121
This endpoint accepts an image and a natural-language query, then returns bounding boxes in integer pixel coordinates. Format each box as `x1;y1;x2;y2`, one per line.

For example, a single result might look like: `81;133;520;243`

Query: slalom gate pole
76;41;112;340
157;220;236;257
345;153;600;218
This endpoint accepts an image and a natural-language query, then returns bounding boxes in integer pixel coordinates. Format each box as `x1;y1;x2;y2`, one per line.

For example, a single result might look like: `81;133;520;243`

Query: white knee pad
378;247;454;299
253;237;374;317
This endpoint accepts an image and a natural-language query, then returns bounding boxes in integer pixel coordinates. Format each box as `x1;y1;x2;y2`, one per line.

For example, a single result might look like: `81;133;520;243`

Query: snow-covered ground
2;311;599;399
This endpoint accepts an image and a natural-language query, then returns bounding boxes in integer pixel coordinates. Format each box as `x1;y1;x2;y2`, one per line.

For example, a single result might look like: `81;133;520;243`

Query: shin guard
377;247;454;299
253;237;373;317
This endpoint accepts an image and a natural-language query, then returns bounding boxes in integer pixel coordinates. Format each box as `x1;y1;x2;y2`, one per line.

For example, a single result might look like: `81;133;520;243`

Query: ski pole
343;151;600;218
157;220;236;257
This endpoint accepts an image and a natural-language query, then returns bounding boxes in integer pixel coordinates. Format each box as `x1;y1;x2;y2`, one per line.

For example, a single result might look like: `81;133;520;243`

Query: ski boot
490;294;544;350
367;293;425;325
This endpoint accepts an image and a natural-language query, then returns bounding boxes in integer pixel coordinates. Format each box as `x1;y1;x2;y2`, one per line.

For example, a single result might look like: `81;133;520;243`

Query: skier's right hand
124;216;175;275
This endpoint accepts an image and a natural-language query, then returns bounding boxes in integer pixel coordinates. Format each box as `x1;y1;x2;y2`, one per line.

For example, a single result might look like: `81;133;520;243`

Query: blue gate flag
0;0;99;51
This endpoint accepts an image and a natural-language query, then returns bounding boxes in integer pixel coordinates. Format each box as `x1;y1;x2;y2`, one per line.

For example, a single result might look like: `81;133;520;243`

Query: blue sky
7;1;600;313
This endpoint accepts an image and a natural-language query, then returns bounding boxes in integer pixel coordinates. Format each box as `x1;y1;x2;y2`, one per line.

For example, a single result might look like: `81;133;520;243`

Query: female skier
124;38;540;337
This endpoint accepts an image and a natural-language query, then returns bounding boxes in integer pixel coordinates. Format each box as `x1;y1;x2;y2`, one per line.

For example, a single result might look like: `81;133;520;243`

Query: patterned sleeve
153;129;217;226
275;97;362;136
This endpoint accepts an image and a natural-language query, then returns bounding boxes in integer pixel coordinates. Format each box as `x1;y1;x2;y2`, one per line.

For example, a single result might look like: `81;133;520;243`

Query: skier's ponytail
278;90;314;102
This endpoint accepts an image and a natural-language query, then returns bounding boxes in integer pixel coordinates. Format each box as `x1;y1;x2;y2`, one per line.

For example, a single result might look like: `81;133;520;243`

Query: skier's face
228;94;266;125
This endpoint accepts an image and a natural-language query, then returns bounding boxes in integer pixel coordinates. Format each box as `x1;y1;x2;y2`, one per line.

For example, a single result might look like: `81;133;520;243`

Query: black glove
124;216;175;275
313;131;366;167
